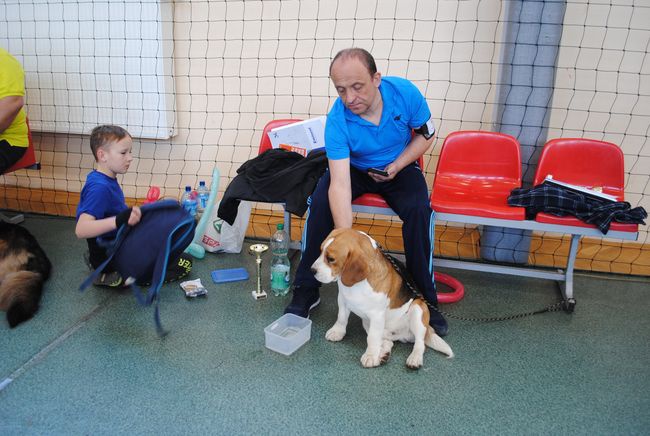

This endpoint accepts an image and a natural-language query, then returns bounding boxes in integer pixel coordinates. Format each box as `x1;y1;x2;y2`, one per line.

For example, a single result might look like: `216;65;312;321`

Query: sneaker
93;271;124;288
284;285;320;318
85;251;125;288
429;307;449;337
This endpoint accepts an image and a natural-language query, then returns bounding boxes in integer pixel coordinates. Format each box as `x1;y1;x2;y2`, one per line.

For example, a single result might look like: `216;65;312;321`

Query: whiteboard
0;0;176;139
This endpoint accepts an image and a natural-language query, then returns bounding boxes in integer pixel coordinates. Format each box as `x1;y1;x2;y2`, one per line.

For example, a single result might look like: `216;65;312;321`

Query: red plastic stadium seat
258;119;303;155
258;119;304;249
431;131;525;220
533;138;638;232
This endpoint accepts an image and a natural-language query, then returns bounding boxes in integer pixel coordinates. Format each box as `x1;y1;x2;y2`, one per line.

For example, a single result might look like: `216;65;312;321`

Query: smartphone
367;167;389;177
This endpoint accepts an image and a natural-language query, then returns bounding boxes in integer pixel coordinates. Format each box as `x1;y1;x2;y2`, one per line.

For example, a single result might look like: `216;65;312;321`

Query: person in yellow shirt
0;48;29;174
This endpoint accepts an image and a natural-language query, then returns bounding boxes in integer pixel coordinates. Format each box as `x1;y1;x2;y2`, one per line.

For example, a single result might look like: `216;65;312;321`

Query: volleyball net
1;0;648;275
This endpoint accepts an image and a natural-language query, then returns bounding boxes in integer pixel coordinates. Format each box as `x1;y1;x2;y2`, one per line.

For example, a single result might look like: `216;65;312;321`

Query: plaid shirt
507;184;647;234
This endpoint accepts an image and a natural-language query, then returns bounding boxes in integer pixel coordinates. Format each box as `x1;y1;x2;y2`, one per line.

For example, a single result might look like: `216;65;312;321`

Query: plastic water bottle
270;223;290;296
196;180;210;214
180;185;197;218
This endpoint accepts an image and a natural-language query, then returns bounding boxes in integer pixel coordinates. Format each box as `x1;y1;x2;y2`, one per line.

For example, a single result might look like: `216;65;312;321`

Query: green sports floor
1;214;649;435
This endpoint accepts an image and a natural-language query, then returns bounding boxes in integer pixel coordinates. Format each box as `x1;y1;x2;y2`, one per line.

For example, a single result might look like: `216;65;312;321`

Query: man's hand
368;162;399;182
328;158;354;228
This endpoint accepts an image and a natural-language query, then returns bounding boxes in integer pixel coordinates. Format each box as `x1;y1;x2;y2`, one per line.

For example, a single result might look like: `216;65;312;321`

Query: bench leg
560;234;580;312
0;211;24;224
284;208;302;252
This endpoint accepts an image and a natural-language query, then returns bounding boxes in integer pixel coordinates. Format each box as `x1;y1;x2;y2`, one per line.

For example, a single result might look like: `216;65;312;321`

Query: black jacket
218;148;328;225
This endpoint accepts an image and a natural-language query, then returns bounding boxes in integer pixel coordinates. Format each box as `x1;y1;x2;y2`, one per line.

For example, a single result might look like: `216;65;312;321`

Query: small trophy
249;243;269;300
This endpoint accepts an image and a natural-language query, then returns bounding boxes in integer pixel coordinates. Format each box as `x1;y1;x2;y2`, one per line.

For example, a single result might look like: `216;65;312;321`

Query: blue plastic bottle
180;185;197;218
196;180;210;214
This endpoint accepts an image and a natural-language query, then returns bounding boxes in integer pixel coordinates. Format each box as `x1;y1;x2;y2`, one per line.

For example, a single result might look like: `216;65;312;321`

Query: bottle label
270;264;290;291
199;193;209;209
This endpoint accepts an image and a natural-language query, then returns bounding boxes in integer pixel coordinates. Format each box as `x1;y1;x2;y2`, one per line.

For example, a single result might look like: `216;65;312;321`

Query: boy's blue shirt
76;170;128;237
325;76;433;170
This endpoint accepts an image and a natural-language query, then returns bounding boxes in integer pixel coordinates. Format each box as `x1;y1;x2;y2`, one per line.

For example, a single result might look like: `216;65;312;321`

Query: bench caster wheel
563;298;576;313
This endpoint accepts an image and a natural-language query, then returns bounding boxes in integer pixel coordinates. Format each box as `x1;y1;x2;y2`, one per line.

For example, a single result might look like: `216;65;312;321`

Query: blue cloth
76;170;129;269
325;76;433;170
76;170;128;223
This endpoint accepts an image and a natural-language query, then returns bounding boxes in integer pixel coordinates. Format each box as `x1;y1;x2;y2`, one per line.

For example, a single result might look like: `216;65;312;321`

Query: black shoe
284;285;320;318
429;307;449;337
92;271;125;288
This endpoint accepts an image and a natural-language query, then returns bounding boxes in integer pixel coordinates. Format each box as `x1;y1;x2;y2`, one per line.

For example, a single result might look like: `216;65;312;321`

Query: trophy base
252;290;268;300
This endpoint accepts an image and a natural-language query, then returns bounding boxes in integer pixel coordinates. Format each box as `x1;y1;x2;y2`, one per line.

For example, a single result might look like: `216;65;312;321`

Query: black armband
414;118;436;140
115;208;132;228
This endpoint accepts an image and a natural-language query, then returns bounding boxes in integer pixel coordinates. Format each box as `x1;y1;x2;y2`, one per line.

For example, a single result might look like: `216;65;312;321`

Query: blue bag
79;199;197;336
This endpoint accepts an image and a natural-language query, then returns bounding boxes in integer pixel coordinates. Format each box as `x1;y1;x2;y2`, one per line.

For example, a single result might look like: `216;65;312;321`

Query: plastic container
270;223;290;296
180;185;197;218
264;313;312;355
196;180;210;214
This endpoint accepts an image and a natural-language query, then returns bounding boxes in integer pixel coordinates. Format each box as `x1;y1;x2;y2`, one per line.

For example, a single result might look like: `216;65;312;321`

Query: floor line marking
0;303;104;393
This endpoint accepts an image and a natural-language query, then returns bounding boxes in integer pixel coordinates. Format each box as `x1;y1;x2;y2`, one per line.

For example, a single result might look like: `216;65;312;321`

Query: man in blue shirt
285;48;447;336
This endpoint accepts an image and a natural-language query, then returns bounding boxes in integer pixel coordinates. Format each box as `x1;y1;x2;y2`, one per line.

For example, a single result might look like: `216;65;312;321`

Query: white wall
1;0;648;243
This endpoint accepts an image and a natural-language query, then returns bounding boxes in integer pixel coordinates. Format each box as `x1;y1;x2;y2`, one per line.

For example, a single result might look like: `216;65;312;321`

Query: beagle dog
312;228;453;369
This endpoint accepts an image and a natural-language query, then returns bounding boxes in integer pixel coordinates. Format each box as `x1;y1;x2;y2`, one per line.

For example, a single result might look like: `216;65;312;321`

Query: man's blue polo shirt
324;76;433;170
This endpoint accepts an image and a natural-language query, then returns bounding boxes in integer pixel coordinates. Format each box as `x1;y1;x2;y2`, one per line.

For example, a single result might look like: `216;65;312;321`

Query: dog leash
377;246;568;323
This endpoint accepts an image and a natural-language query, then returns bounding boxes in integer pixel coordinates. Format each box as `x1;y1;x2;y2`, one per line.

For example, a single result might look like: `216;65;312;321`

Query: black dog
0;221;51;327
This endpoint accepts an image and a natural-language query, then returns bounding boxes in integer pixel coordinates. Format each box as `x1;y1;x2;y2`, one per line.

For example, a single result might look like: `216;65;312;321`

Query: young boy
75;125;191;286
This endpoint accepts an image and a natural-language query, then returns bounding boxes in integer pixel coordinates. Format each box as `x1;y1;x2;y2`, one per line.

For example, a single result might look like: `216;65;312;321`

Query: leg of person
0;140;27;174
381;163;448;336
84;239;125;288
285;167;376;318
284;171;334;317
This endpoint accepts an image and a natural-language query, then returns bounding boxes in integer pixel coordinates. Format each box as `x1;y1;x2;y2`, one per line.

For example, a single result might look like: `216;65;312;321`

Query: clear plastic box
264;313;312;355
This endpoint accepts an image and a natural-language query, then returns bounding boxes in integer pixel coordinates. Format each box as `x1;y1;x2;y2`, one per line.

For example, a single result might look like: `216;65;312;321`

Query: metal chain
377;245;568;323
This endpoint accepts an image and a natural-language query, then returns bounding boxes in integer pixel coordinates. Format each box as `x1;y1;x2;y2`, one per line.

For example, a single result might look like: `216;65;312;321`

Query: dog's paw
325;326;346;342
361;351;381;368
379;340;393;364
405;351;424;370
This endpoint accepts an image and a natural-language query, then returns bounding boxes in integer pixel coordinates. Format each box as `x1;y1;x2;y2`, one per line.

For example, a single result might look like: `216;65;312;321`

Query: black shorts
0;139;28;174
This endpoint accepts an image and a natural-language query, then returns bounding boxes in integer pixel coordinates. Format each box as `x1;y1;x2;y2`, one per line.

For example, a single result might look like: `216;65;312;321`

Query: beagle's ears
340;249;368;287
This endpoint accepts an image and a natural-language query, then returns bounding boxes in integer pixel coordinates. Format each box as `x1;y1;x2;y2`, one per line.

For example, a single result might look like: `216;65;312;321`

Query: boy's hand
115;206;142;228
128;206;142;226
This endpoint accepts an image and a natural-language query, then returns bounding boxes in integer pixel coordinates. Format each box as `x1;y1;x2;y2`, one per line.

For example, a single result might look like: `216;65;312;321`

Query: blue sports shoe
284;285;320;318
